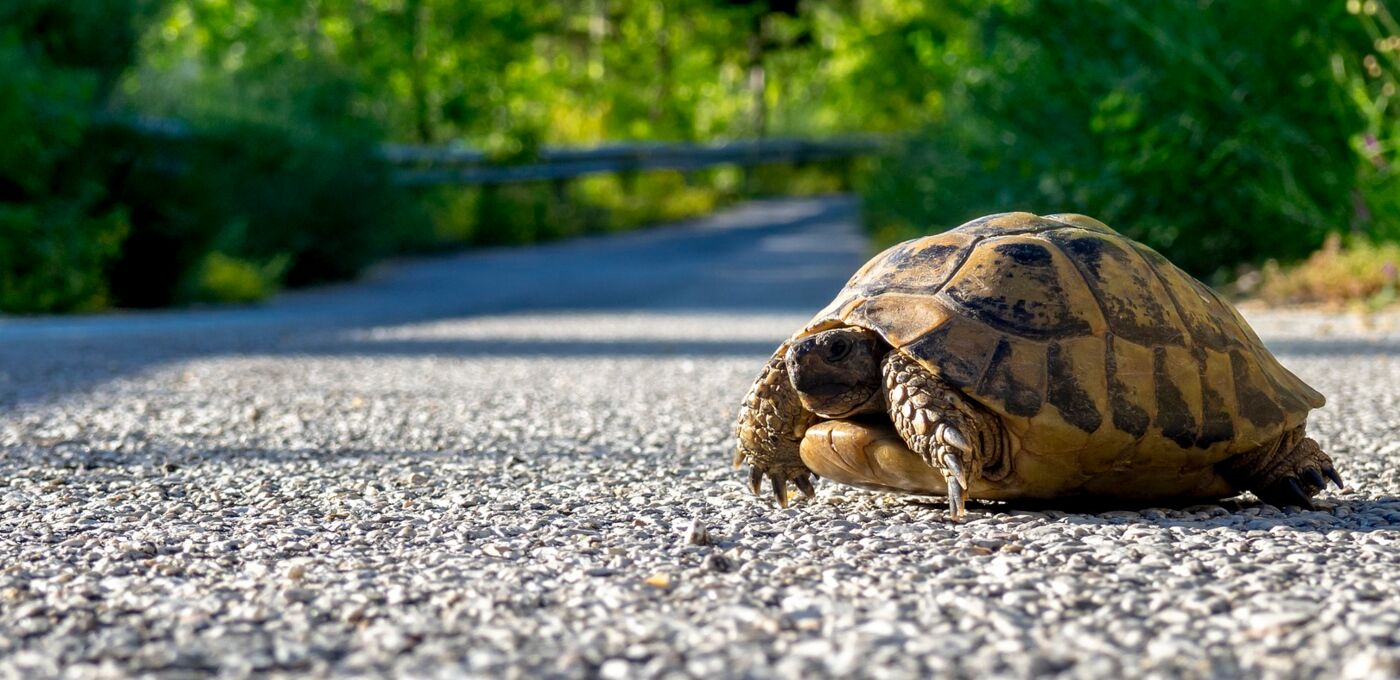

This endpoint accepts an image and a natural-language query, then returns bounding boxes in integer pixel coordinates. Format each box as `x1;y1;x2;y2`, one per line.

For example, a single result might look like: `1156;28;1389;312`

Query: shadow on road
291;336;786;359
890;494;1400;533
1261;337;1400;357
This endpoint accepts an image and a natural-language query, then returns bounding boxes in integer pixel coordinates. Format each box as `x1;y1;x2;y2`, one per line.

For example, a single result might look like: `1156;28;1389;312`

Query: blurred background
3;0;1398;314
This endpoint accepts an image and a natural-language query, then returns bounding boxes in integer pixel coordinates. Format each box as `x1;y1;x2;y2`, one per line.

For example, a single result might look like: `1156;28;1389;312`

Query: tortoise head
785;327;887;418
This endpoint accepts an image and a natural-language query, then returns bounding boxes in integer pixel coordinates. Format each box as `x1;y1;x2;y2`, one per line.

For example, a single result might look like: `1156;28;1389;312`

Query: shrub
0;0;146;314
92;56;431;307
0;200;129;313
92;120;427;307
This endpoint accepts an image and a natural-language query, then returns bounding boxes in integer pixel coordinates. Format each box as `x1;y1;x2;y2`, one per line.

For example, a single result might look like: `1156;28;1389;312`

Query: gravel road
2;196;1399;679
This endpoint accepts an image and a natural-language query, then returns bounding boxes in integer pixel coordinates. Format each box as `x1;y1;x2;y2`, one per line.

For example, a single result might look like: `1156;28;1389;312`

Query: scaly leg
882;351;1008;520
1216;425;1343;509
734;345;818;507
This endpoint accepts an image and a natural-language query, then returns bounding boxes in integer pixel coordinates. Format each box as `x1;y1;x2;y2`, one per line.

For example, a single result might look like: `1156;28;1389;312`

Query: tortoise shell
798;212;1323;491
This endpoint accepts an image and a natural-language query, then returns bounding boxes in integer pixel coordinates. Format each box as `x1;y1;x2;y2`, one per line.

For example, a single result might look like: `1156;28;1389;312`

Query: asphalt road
2;196;1399;679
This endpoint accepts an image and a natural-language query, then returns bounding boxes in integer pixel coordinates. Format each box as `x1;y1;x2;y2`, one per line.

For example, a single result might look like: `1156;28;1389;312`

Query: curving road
2;196;1399;678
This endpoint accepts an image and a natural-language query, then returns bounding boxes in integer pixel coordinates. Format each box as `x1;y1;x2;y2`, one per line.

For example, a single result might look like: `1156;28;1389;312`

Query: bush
0;200;128;313
864;0;1369;279
0;0;429;312
81;54;432;307
93;119;427;307
0;0;148;313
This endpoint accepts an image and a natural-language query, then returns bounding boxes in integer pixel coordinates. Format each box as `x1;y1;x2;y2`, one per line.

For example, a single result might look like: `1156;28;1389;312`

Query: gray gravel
2;196;1399;679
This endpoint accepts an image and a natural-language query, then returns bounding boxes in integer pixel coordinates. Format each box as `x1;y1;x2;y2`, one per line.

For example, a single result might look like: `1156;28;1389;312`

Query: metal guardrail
381;136;887;187
105;114;887;187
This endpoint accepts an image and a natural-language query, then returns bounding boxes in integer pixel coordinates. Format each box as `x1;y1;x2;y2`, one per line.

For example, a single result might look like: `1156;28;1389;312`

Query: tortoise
734;212;1342;518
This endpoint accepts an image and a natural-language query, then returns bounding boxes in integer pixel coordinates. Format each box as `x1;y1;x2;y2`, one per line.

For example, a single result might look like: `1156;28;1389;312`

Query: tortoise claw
1301;468;1326;492
1324;466;1345;489
1283;478;1315;510
744;465;812;507
770;475;790;508
793;474;817;498
941;451;968;521
938;426;970;453
1260;476;1316;510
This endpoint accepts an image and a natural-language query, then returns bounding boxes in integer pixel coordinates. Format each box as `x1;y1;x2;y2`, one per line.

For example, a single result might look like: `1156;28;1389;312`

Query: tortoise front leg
735;344;818;507
882;351;1008;520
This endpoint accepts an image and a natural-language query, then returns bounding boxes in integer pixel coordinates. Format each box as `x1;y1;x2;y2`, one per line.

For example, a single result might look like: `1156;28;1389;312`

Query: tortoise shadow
894;494;1400;533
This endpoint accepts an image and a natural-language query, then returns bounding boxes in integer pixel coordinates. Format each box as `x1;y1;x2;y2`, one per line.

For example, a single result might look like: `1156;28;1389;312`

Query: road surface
2;196;1399;678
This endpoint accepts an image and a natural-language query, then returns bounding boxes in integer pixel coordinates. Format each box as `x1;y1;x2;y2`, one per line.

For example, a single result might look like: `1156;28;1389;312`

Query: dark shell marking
1046;341;1104;434
814;212;1322;455
1152;346;1198;449
853;232;976;298
1043;229;1186;347
1104;333;1152;439
905;319;995;389
977;337;1045;418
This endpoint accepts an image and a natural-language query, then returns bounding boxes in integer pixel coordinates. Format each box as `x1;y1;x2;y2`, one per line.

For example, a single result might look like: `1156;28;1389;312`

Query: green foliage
417;171;739;248
89;119;424;307
1343;0;1400;244
0;0;427;311
0;0;153;313
130;0;936;146
865;0;1372;279
0;200;129;314
20;0;1400;314
746;160;856;197
573;172;725;233
0;0;857;313
2;0;161;101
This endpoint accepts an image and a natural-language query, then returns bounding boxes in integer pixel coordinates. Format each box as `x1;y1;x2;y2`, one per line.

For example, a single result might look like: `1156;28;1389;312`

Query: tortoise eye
828;338;851;362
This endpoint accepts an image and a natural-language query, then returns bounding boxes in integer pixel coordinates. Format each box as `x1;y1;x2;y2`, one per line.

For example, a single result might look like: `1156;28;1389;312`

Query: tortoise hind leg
882;351;1010;520
1216;425;1343;510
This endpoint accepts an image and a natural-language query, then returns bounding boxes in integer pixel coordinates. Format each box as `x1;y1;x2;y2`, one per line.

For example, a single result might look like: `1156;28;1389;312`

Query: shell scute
977;337;1046;418
1131;244;1238;351
1229;349;1287;430
1104;334;1155;440
1195;347;1237;450
1043;213;1118;234
1043;229;1186;347
1045;339;1105;435
856;231;975;296
953;212;1065;237
845;293;952;347
940;235;1105;341
1152;345;1203;449
903;317;998;389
